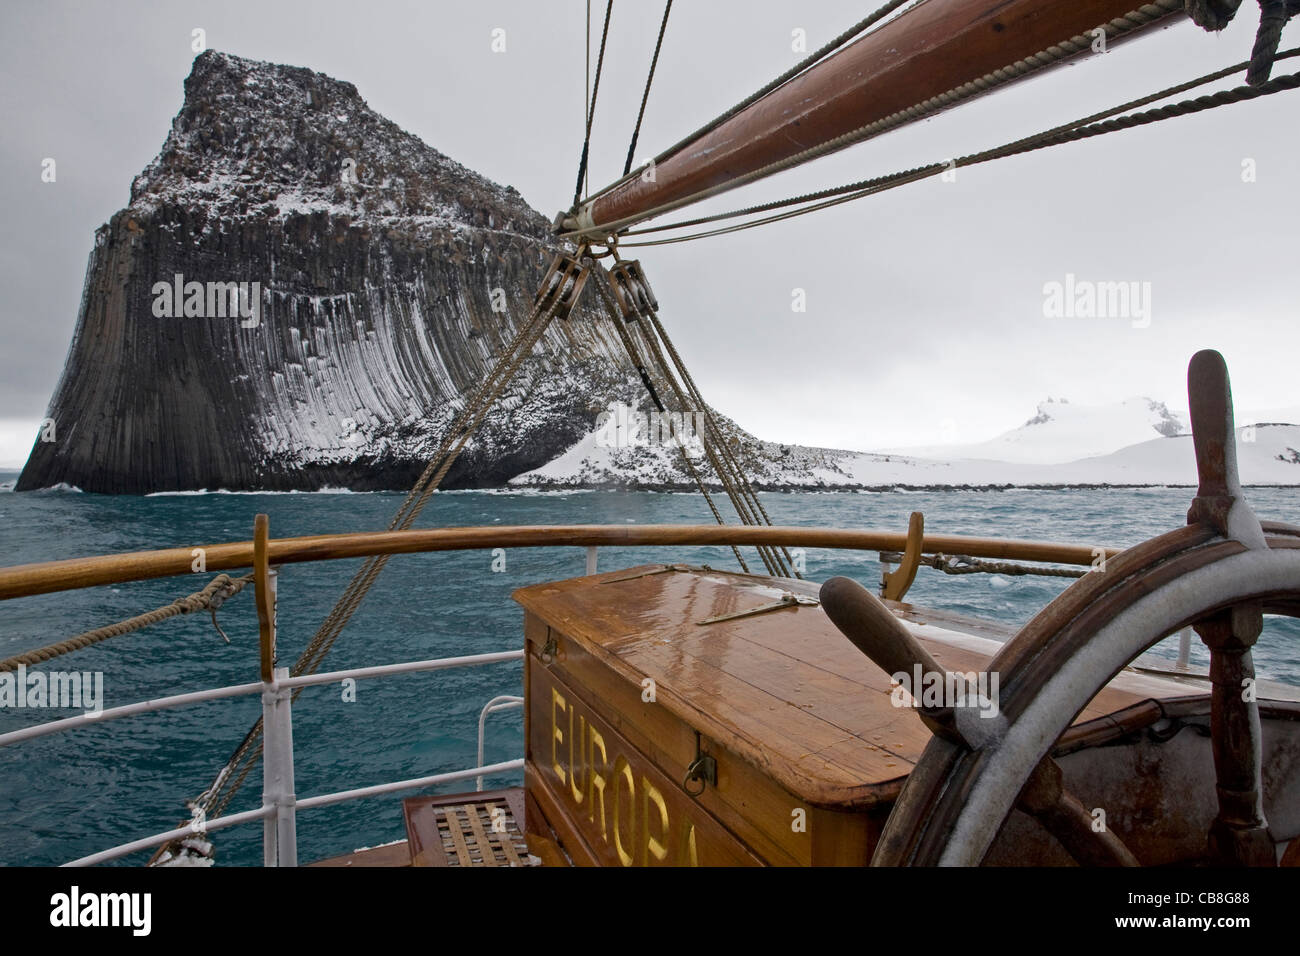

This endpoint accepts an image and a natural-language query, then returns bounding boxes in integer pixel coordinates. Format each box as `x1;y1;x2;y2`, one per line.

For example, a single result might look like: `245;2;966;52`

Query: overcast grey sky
1;1;1297;466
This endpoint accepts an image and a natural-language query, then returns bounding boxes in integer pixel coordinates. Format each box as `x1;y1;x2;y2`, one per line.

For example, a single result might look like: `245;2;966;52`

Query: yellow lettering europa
551;687;566;786
588;727;609;841
612;755;636;866
679;821;699;866
643;778;669;864
568;707;585;804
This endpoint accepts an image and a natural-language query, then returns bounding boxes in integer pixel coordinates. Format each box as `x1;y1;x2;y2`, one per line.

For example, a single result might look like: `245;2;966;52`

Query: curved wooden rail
0;524;1122;602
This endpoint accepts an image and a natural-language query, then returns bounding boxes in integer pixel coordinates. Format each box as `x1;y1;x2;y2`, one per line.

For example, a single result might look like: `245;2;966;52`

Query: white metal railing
4;541;606;867
0;650;524;749
477;695;524;790
0;648;525;867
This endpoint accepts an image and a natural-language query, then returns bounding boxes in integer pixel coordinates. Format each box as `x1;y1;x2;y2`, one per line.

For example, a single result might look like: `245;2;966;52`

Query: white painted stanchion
262;665;298;867
477;695;524;790
1177;627;1192;669
258;568;298;867
586;546;598;575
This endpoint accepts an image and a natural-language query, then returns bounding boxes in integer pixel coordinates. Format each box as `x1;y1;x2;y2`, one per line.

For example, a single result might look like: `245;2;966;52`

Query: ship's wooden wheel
822;351;1300;866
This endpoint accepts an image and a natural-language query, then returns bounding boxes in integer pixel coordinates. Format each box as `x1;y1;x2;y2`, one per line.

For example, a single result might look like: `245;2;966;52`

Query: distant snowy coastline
511;398;1300;491
6;395;1297;493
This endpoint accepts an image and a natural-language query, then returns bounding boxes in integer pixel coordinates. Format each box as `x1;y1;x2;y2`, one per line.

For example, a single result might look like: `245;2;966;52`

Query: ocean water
0;478;1297;867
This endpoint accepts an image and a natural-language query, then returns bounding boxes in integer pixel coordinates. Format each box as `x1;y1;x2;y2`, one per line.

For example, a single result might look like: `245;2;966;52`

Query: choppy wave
145;486;366;496
448;486;595;496
1;486;1297;868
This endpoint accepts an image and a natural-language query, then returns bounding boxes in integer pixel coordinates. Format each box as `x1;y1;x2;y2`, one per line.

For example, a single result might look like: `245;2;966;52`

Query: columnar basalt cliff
18;51;636;493
22;53;1297;495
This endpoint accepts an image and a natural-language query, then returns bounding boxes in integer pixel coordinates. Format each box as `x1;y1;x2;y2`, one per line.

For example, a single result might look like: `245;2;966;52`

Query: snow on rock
17;52;1295;495
18;51;637;493
514;411;1300;490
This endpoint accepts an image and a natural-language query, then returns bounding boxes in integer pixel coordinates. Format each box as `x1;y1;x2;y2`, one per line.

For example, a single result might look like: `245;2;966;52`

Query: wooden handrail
253;514;274;682
0;524;1122;602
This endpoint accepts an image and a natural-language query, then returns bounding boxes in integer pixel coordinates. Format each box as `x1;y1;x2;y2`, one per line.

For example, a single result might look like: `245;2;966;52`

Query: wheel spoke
1017;758;1138;866
1195;603;1276;866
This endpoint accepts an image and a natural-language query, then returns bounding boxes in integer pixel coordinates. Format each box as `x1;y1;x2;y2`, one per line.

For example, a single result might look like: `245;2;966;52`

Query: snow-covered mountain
1241;405;1300;429
513;399;1300;489
885;398;1187;465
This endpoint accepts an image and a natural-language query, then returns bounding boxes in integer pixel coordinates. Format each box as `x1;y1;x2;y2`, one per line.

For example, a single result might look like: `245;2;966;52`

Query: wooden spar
568;0;1186;236
0;524;1124;601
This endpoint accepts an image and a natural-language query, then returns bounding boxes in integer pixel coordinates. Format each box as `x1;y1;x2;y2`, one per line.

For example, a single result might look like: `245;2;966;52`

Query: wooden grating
403;788;539;867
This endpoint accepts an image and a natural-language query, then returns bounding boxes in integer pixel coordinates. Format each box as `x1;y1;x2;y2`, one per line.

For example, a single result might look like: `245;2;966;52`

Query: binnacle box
514;564;904;866
514;564;945;865
517;564;904;863
512;564;1249;867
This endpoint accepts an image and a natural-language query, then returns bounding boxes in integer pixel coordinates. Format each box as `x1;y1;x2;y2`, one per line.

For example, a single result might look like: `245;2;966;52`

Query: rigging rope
614;295;793;578
623;0;673;177
633;317;783;575
574;0;615;205
586;257;794;577
643;310;800;579
618;57;1300;247
1246;0;1300;84
160;260;579;855
885;552;1089;580
581;0;916;207
590;268;750;573
585;0;591;135
569;0;1186;237
622;46;1300;239
0;573;252;674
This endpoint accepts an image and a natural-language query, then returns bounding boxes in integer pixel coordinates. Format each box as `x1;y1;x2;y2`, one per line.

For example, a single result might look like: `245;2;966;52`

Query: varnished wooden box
513;563;1264;867
512;564;962;866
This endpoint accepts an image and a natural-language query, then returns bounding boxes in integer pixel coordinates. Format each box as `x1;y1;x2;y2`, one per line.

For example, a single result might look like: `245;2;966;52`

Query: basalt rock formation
18;51;636;493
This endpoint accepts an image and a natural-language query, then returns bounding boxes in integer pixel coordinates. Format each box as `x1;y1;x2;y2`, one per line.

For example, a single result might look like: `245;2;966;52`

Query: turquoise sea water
1;477;1297;866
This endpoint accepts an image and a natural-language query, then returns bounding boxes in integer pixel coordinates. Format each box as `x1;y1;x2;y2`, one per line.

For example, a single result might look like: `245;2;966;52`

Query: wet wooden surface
307;841;411;868
515;564;1202;807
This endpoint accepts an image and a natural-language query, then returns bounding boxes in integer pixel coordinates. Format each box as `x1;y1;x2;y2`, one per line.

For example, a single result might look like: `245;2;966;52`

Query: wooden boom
566;0;1187;236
